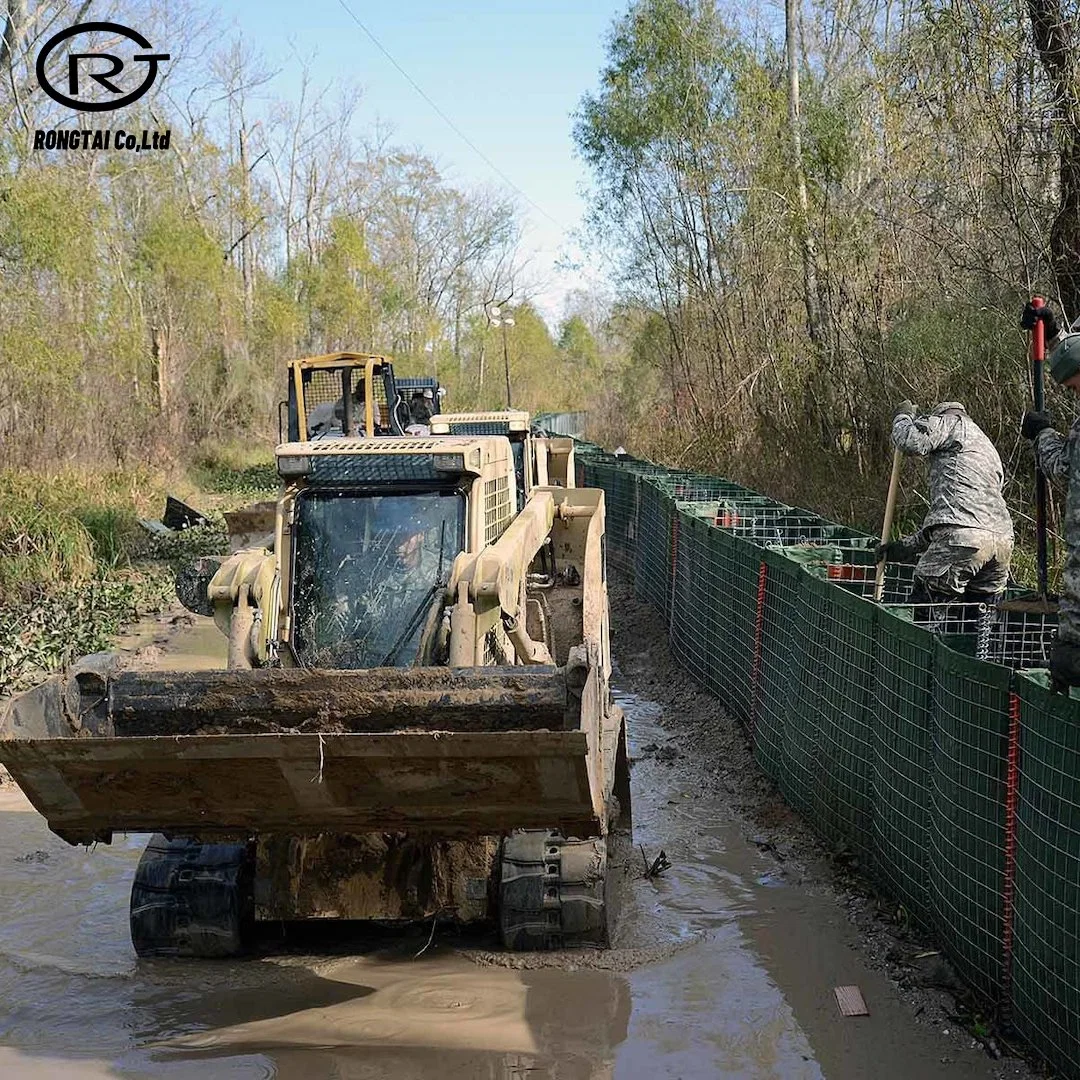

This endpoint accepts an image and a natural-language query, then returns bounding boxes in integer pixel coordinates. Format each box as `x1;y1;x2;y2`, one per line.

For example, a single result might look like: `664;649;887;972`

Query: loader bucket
0;667;603;845
223;501;276;552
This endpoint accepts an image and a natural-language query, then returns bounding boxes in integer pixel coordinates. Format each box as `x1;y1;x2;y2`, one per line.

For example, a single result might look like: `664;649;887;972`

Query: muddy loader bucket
0;667;604;845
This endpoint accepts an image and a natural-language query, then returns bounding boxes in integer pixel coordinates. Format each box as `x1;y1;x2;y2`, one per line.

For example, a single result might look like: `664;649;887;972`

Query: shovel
874;447;903;602
1030;295;1050;598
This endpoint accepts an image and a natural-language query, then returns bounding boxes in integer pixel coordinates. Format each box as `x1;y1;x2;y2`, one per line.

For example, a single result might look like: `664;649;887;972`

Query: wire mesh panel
829;557;917;604
304;365;391;418
662;474;749;502
731;511;846;546
978;605;1058;670
589;462;636;573
779;578;827;823
929;640;1012;1005
710;495;780;530
634;481;674;610
781;577;878;861
1012;674;1080;1079
669;508;721;695
752;549;804;783
872;608;936;924
720;532;771;725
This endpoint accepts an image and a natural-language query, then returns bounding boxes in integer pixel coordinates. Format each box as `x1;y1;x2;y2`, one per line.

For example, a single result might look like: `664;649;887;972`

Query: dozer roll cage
284;353;408;440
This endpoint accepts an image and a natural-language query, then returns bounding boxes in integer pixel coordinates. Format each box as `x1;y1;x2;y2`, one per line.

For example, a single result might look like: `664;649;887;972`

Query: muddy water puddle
0;623;1009;1077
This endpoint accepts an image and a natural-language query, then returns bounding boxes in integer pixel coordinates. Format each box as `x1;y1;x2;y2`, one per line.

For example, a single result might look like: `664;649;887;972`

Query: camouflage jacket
891;403;1013;538
1035;417;1080;553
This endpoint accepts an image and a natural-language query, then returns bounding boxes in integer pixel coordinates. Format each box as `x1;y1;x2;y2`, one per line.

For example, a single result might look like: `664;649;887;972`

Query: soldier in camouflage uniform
1020;303;1080;691
878;401;1014;604
318;508;452;667
306;383;369;438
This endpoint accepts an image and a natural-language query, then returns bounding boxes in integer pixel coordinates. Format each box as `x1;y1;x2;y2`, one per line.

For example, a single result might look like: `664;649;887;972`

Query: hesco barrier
565;438;1080;1078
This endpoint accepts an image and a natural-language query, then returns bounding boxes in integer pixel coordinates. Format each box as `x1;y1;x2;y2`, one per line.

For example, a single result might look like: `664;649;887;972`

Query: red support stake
1001;690;1022;1024
750;560;768;743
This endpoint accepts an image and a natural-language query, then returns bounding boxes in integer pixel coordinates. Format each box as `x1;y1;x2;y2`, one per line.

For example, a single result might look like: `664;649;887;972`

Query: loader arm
206;549;278;668
450;491;558;666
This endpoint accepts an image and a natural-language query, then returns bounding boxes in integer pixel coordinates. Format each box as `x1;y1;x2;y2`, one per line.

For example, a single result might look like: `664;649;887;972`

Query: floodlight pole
501;320;512;408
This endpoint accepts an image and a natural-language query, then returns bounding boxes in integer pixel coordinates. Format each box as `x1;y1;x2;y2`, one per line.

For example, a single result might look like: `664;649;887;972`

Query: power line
335;0;565;231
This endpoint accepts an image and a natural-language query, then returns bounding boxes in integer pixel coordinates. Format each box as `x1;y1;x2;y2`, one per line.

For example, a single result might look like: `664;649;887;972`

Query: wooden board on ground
834;985;869;1017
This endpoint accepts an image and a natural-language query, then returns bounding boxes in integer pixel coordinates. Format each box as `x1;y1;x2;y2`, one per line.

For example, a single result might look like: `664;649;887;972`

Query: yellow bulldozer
0;431;630;957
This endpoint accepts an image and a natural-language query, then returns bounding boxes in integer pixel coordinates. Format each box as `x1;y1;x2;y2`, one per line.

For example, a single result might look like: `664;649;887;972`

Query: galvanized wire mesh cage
978;606;1058;670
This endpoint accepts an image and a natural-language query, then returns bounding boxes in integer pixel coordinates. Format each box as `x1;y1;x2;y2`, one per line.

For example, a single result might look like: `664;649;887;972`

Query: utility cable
334;0;564;230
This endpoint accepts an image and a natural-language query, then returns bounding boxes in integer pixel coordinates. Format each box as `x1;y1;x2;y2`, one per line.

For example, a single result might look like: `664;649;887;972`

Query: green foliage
577;0;745;181
0;168;100;277
0;458;251;697
558;315;600;370
135;206;223;293
0;571;176;697
0;469;165;600
802;84;860;185
191;443;279;500
301;215;378;346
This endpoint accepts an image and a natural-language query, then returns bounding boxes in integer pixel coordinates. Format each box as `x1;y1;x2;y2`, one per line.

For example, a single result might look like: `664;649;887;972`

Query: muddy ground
0;590;1051;1078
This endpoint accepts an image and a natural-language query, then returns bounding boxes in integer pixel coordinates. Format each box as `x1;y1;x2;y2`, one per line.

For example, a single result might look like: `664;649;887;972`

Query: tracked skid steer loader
0;435;630;957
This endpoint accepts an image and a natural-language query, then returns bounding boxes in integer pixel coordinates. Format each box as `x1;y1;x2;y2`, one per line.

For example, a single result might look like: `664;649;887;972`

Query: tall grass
190;441;279;501
0;462;251;696
0;469;167;599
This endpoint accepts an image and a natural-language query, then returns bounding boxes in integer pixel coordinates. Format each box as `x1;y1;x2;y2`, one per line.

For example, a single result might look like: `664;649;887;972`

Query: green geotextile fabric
668;509;722;697
928;639;1012;1004
782;576;877;864
718;531;765;722
597;464;639;573
871;608;935;924
1012;674;1080;1078
634;482;674;611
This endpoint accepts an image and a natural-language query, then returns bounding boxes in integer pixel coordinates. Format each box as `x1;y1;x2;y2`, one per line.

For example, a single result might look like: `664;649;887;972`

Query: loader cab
395;376;445;427
285;353;408;441
273;437;515;670
430;411;532;511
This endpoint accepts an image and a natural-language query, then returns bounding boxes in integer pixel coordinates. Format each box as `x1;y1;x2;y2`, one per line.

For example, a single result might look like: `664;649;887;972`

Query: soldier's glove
875;537;918;564
893;400;917;419
1049;640;1080;695
1021;410;1053;441
1021;302;1061;340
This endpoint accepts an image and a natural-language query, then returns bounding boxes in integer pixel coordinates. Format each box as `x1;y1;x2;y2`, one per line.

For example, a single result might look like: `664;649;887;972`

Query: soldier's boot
1049;640;1080;694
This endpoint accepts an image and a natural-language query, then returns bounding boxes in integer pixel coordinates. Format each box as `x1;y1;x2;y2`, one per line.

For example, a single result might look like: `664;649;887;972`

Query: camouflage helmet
1049;333;1080;384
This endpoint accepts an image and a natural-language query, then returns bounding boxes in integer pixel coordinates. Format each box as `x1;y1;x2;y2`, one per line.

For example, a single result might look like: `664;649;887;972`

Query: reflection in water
0;797;630;1079
153;959;630;1080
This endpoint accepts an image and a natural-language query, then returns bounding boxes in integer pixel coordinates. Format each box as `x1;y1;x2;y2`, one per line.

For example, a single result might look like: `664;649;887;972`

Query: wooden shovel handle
875;448;902;602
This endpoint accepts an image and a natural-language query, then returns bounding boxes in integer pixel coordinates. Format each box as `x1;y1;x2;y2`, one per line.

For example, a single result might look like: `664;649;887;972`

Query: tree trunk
239;125;256;330
1028;0;1080;319
152;324;169;417
785;0;825;347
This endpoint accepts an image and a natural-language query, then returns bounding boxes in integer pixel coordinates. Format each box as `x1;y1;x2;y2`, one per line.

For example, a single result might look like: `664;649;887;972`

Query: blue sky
221;0;629;324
